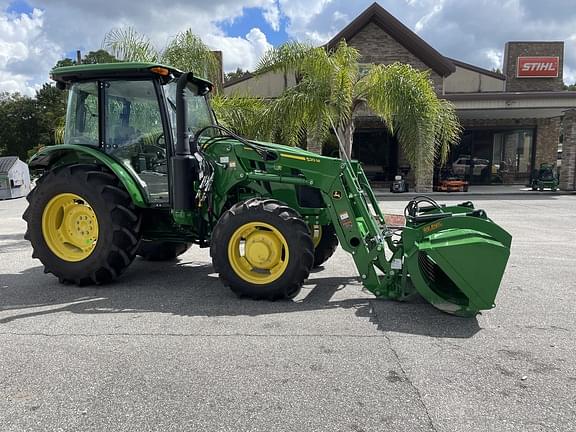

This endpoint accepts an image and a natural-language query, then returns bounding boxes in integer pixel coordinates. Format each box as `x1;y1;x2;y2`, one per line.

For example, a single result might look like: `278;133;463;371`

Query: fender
28;144;149;207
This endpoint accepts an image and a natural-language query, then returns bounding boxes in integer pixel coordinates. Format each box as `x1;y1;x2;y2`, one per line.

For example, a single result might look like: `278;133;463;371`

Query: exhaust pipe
171;72;198;214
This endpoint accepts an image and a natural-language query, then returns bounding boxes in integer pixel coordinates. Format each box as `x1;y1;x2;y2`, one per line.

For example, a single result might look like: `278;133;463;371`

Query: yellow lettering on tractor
423;221;443;234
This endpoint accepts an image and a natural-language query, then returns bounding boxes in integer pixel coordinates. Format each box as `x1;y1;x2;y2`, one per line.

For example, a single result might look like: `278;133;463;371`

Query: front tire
23;164;141;285
312;224;338;267
211;198;314;300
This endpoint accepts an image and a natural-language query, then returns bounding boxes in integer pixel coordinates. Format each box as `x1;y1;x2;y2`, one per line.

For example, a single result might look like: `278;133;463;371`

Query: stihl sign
517;57;560;78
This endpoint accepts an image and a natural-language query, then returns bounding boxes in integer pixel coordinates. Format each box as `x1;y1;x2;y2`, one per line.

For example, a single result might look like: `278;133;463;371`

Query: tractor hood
242;139;341;163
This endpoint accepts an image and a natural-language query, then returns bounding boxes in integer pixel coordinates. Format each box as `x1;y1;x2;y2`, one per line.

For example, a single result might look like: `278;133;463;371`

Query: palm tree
103;27;221;90
210;93;273;141
256;40;462;191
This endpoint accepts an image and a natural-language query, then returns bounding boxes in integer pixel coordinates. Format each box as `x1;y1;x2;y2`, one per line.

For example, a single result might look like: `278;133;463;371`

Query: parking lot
1;194;575;432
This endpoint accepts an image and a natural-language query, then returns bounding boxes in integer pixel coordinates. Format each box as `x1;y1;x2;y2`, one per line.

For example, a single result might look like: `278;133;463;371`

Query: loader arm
209;140;511;317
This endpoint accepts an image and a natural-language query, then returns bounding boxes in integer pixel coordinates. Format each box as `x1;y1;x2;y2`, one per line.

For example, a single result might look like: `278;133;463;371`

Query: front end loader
24;63;511;317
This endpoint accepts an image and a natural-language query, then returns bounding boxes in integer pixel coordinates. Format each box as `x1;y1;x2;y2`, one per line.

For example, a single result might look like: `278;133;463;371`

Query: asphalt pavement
1;194;575;431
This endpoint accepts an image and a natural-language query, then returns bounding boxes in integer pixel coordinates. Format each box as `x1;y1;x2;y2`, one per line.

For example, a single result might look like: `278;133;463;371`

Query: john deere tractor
24;63;512;317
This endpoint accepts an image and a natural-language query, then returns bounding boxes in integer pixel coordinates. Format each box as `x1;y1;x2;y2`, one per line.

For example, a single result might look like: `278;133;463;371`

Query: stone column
535;117;561;168
560;110;576;191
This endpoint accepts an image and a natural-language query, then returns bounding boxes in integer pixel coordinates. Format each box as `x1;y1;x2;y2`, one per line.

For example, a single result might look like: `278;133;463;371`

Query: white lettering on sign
521;62;557;72
517;56;560;78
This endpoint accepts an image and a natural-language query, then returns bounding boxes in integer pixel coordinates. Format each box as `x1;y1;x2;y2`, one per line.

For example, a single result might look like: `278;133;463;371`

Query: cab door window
64;81;99;146
104;80;168;203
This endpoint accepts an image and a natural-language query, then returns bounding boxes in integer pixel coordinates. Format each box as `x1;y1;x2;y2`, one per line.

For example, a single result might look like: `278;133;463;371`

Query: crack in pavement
369;301;438;432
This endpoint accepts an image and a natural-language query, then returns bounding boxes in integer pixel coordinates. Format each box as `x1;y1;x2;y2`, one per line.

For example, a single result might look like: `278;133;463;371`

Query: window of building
446;129;534;185
493;130;533;184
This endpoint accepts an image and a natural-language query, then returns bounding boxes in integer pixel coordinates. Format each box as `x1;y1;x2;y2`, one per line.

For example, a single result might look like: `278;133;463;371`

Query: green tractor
24;63;512;317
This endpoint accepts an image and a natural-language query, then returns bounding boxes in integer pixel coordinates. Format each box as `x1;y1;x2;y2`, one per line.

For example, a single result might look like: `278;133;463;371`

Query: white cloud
204;27;272;72
414;1;445;33
278;0;334;43
262;2;280;31
0;0;280;94
0;8;61;95
276;0;576;84
484;49;504;71
2;0;576;94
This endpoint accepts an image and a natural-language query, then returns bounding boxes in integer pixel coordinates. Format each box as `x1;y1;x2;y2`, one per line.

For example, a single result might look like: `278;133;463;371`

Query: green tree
54;50;118;69
0;93;40;160
225;68;251;83
35;83;67;146
55;58;74;68
82;49;117;64
256;41;462;190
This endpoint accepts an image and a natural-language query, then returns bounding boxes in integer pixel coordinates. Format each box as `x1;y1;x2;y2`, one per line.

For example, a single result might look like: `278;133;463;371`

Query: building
0;156;31;200
224;2;576;191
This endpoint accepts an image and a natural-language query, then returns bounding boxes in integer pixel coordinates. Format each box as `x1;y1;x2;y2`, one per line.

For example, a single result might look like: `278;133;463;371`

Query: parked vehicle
452;156;490;177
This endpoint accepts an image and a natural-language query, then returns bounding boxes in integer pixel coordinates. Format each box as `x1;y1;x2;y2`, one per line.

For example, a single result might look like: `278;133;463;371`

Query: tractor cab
53;63;214;204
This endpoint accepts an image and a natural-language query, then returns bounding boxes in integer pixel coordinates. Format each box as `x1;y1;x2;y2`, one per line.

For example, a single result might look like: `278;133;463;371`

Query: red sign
517;56;559;78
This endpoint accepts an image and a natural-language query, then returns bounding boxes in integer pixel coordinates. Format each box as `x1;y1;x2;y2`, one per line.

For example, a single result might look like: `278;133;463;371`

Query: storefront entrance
352;129;399;183
446;129;535;185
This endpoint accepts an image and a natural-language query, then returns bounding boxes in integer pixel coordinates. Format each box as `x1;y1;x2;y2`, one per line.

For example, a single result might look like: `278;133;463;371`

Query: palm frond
434;99;462;165
161;29;222;88
256;41;314;75
260;40;362;150
211;93;273;140
54;115;65;144
360;62;445;167
103;27;159;62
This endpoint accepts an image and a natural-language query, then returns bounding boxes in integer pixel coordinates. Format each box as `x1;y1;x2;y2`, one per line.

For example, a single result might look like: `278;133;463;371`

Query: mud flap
405;226;511;317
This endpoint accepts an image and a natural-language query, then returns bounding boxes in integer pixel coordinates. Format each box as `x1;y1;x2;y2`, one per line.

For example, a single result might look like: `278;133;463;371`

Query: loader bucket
405;221;511;317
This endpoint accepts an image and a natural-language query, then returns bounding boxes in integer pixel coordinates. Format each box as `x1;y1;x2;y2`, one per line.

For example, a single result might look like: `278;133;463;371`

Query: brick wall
347;22;443;94
504;42;564;92
560;110;576;191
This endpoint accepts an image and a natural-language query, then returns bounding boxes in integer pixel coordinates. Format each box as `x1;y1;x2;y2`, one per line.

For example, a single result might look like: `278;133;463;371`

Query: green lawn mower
24;63;512;317
531;163;559;191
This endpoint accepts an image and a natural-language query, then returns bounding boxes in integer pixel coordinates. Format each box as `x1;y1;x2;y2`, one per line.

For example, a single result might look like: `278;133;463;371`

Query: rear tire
211;198;314;300
23;164;141;285
312;224;338;267
137;240;191;261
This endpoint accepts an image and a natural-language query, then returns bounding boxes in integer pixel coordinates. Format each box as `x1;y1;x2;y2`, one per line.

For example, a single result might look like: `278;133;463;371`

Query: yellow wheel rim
311;225;322;248
41;193;99;262
227;222;289;285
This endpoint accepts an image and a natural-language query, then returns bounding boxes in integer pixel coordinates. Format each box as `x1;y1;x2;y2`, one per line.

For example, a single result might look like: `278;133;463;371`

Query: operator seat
111;125;140;147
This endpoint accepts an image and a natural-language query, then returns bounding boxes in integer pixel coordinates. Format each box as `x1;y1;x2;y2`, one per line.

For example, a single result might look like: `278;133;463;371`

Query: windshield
164;81;215;144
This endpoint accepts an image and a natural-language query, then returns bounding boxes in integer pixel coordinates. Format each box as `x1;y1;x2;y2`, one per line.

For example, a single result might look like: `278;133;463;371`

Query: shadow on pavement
0;258;480;338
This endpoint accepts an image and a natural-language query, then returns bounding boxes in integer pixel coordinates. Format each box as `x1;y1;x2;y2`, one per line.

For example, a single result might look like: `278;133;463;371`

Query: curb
373;190;576;198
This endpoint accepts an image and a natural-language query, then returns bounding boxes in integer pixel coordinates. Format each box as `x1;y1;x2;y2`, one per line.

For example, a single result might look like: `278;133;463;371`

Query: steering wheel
155;132;165;147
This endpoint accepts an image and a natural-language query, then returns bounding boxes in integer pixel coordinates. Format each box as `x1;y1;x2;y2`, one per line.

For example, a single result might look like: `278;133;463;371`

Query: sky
1;0;575;95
